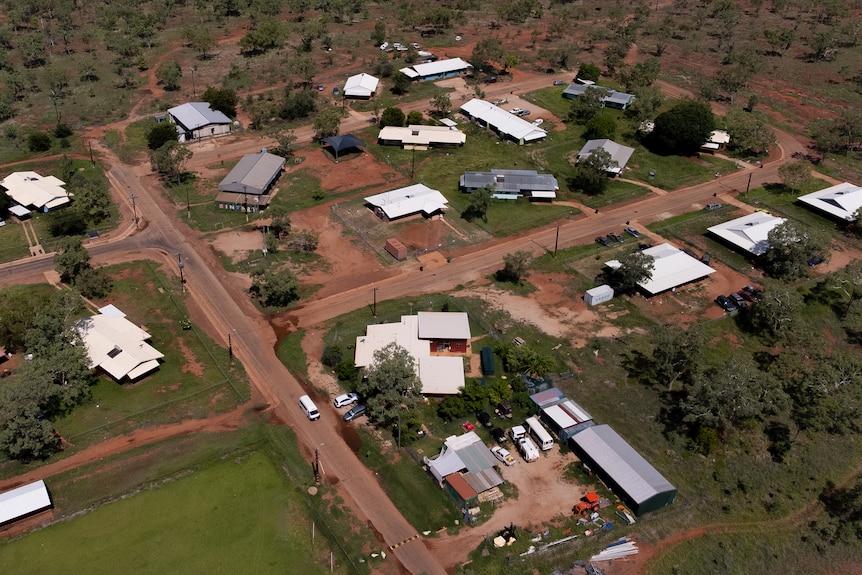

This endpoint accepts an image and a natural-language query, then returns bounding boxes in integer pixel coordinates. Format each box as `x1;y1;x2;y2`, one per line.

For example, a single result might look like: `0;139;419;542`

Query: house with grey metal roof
576;139;635;175
216;151;285;212
459;169;559;200
423;431;503;491
460;99;547;145
562;84;635;109
167;102;233;142
570;424;676;515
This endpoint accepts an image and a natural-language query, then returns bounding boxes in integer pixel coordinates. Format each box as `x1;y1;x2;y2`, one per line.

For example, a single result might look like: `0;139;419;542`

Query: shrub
27;132;52;152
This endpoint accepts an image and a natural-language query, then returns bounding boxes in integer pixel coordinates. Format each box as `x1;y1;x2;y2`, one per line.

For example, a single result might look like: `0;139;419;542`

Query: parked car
808;255;824;266
492;97;508;106
316;84;324;91
483;75;498;84
607;232;624;243
743;285;763;300
624;226;641;238
730;292;747;308
532;118;544;126
492;427;507;443
379;42;389;50
595;236;611;247
516;109;531;116
553;79;567;85
509;107;525;115
715;295;738;312
491;445;516;466
509;425;527;443
738;289;757;303
343;404;367;421
704;202;722;210
333;392;358;408
412;42;420;49
700;253;711;265
638;242;653;251
477;411;493;428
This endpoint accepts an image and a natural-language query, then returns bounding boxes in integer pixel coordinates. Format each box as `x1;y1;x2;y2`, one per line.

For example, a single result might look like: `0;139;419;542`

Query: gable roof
364;183;448;220
378;125;466;147
218;152;286;195
459;99;547;143
577;139;635;174
459;169;559;197
344;73;380;97
707;212;787;255
400;58;471;79
75;305;164;381
167;102;232;131
572;424;675;507
562;84;635;106
607;243;716;295
0;171;70;210
797;182;862;222
417;311;471;340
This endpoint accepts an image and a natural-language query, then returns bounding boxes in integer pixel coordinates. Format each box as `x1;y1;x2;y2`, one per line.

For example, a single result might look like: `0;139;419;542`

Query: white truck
517;436;540;463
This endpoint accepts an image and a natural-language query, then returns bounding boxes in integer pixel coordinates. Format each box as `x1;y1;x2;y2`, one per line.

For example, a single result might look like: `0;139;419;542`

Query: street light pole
177;253;185;293
129;193;140;229
191;66;196;98
372;287;378;317
243;184;248;222
186;186;191;219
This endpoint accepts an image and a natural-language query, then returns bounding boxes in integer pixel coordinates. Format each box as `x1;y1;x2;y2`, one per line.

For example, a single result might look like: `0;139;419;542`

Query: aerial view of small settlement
1;1;862;573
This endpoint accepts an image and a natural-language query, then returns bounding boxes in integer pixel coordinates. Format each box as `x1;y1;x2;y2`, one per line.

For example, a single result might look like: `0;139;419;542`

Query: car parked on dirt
553;79;567;85
607;232;624;243
624;226;641;238
715;295;738;312
491;445;516;466
743;285;763;300
492;427;507;443
343;404;367;422
704;202;722;210
333;392;359;408
730;292;747;308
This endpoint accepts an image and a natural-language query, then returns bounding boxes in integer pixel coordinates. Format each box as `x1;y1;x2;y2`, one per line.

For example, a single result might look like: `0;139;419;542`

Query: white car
379;42;389;50
532;118;544;126
333;392;359;408
412;42;420;49
510;107;524;115
491;446;516;466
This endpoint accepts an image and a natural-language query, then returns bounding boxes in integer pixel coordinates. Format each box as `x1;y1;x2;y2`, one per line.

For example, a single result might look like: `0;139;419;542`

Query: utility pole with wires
129;194;140;229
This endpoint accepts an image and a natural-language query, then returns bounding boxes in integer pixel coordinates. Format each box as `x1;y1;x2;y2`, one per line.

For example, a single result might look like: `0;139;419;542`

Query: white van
525;416;554;451
299;395;320;421
517;437;539;462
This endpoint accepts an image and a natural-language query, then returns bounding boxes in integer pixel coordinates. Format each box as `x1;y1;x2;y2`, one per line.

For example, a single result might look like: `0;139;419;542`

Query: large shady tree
356;343;422;429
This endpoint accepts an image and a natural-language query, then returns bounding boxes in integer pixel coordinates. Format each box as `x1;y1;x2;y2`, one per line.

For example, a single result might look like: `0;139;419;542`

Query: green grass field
0;426;367;575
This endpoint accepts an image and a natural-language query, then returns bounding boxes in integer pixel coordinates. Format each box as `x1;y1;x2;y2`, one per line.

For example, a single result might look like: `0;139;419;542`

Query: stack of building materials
589;537;639;562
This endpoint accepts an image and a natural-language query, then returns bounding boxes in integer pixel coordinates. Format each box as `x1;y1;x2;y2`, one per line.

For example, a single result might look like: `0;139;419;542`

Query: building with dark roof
570;424;676;515
460;169;559;200
216;151;286;212
562;84;636;109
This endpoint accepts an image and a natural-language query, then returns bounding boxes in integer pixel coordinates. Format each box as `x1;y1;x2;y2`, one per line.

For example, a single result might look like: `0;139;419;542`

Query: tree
54;237;91;284
724;108;775;156
568;147;615;195
0;406;60;461
289;55;318;87
278;89;316;121
68;169;112;224
151;141;192;184
584;113;617;140
496;251;532;284
778;160;812;193
607;250;655;293
463;186;492;222
28;132;52;152
249;266;300;307
743;283;804;344
147;122;180;150
0;286;51;353
313;106;341;140
392;72;412;95
644;325;706;391
682;354;786;434
155;60;182;91
502;55;519;74
471;38;504;72
201;86;238;117
648;100;715;155
238;17;283;54
568;86;610;123
618;57;660;93
625;86;664;122
379;107;406;128
430;90;451;116
763;221;830;280
356;343;422;429
372;21;386;46
184;27;217;59
577;62;601;83
407;111;424;125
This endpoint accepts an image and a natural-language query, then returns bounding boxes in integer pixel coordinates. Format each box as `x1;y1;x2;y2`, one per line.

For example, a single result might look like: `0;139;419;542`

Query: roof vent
107;346;122;358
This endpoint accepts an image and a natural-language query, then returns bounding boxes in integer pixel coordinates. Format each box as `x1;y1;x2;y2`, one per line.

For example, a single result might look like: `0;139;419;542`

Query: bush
27;132;52;152
53;123;73;138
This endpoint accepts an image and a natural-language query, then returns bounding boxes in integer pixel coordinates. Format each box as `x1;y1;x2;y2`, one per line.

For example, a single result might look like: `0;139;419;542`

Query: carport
321;134;367;162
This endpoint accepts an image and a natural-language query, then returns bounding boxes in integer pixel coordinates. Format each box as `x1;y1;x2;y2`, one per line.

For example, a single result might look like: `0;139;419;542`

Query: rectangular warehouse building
570;424;676;516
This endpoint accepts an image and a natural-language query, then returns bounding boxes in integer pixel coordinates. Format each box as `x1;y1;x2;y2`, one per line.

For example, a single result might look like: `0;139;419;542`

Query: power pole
177;253;185;293
745;172;753;194
228;333;233;364
554;221;561;257
372;287;378;317
129;194;140;229
88;141;95;166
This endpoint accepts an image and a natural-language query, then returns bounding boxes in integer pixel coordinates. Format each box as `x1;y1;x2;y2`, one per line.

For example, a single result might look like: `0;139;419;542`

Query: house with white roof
75;305;164;382
378;125;466;148
0;171;70;212
399;58;472;81
343;73;379;98
576;139;635;175
707;212;787;256
0;480;52;526
364;183;448;221
354;312;471;395
702;130;731;152
606;243;716;295
167;102;232;142
459;99;547;145
797;182;862;222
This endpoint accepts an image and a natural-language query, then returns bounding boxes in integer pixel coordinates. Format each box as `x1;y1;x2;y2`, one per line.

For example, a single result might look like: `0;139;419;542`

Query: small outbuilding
584;285;614;306
0;480;53;526
385;238;408;261
481;346;495;376
570;424;676;516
